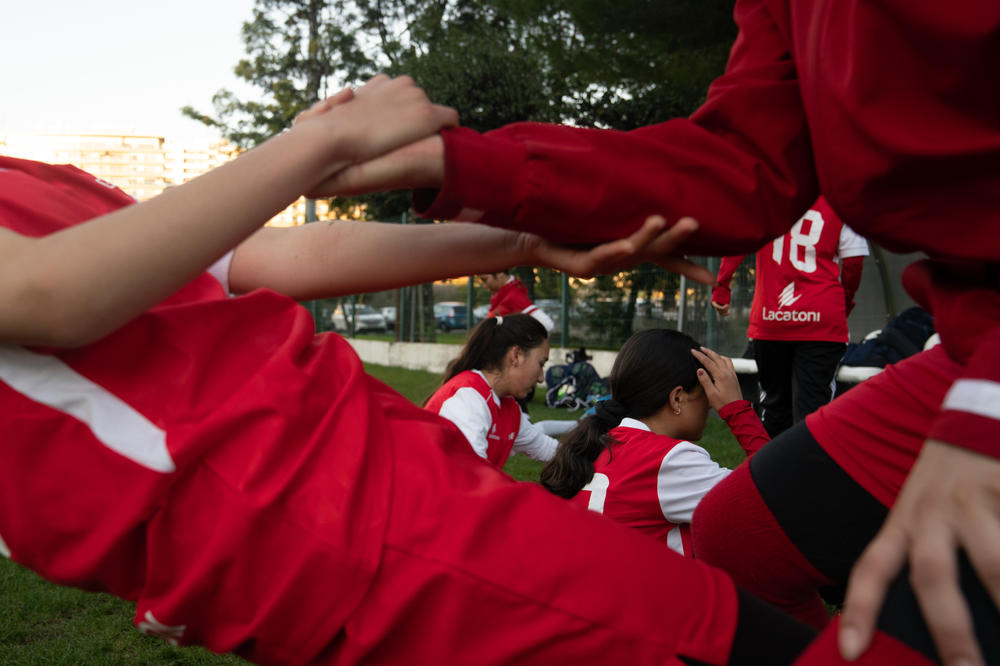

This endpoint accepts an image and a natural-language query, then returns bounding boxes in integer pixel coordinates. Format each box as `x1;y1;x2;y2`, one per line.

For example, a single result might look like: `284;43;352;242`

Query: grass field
0;362;747;664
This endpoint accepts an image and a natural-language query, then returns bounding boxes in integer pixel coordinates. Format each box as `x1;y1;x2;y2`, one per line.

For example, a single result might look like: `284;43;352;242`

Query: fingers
910;525;985;666
294;87;355;125
691;346;741;408
961;491;1000;614
306;135;446;198
695;367;716;396
322;74;458;167
640;217;714;284
711;301;730;316
839;525;910;661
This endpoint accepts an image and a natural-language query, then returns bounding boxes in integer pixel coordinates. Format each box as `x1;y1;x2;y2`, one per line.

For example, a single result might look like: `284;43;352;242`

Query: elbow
0;275;117;349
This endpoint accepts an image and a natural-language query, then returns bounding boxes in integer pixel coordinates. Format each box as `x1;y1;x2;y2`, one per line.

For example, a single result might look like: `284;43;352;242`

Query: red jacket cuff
928;378;1000;459
712;285;732;306
413;126;525;224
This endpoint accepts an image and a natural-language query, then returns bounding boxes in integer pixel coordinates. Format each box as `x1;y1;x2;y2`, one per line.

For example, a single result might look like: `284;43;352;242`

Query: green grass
1;362;747;663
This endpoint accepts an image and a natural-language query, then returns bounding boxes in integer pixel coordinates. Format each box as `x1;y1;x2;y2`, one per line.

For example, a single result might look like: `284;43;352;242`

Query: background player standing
711;196;868;436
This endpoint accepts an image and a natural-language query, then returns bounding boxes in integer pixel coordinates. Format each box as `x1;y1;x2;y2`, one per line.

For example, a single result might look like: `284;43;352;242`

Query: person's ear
508;346;522;368
668;386;684;415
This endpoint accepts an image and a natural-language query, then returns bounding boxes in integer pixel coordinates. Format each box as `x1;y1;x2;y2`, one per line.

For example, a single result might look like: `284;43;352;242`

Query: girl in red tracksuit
425;314;559;468
0;79;819;665
541;329;768;557
384;2;1000;661
711;196;869;437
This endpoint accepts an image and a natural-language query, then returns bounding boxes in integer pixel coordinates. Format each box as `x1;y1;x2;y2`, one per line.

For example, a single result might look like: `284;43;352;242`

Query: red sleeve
840;256;864;316
414;0;817;257
717;400;770;456
712;255;748;306
904;260;1000;459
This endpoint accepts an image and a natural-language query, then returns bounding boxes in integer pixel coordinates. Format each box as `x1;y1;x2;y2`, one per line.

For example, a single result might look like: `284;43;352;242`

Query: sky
0;0;260;143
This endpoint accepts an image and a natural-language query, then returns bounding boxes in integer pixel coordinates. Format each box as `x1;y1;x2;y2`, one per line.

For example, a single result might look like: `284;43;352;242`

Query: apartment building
0;132;354;226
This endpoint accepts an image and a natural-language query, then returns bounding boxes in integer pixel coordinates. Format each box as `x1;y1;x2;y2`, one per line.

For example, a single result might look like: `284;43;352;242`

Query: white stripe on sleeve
0;345;174;473
513;412;559;461
437;387;493;459
656;441;731;524
206;250;235;295
941;379;1000;421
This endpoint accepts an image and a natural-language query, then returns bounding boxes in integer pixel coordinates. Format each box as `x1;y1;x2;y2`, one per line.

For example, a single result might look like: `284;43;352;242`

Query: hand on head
690;346;742;411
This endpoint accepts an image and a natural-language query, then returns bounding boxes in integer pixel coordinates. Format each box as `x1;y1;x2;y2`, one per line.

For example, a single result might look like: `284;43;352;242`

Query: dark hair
540;329;703;498
424;314;548;404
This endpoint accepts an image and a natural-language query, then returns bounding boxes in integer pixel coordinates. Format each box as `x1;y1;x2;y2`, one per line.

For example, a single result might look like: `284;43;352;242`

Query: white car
331;303;387;333
380;306;397;330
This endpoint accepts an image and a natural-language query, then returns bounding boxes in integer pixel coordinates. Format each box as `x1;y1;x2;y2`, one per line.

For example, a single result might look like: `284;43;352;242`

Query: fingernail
839;627;862;661
697;369;706;375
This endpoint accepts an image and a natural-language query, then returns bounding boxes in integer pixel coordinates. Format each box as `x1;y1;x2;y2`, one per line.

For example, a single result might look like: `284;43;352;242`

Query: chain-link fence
308;244;921;356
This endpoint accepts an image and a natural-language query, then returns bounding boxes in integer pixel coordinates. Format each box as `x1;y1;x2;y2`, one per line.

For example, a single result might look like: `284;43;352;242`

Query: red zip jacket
415;0;1000;459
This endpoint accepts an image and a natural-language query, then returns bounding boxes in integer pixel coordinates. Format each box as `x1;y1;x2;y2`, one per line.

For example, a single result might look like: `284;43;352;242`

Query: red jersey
0;156;402;662
425;370;522;467
573;401;768;556
716;197;869;342
415;1;1000;460
425;370;559;467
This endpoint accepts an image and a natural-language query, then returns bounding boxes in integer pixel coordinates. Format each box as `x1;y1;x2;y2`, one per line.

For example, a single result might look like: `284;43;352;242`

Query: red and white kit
413;2;999;660
415;0;1000;481
488;276;554;331
574;401;768;555
713;197;868;343
424;369;558;467
0;157;747;665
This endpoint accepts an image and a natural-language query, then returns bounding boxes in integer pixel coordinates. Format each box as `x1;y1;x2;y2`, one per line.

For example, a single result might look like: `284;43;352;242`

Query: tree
185;1;739;341
182;0;374;150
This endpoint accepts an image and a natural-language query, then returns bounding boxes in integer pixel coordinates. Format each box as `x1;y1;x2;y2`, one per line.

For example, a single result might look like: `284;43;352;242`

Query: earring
673;408;681;415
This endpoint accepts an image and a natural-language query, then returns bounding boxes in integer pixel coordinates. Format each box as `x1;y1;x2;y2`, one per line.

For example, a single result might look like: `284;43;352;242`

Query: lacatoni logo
777;282;801;308
764;282;821;322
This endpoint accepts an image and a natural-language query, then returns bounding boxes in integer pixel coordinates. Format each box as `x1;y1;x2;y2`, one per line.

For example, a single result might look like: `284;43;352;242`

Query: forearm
417;3;816;256
0;123;341;347
230;221;538;299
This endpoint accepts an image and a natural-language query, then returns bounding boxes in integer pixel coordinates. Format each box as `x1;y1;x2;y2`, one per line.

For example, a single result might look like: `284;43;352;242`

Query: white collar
472;369;501;405
617;416;650;432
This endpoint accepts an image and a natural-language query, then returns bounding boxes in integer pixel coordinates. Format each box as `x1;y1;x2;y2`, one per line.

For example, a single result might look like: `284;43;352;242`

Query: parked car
434;302;470;331
331;303;387;333
380;306;397;331
473;304;490;323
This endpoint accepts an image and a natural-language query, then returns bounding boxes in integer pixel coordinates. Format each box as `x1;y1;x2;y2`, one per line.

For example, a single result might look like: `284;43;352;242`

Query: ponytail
424;313;547;405
540;328;704;499
540;398;628;498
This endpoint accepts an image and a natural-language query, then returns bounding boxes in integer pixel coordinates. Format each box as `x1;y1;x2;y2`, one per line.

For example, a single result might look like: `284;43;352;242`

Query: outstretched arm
229;215;714;300
0;76;457;348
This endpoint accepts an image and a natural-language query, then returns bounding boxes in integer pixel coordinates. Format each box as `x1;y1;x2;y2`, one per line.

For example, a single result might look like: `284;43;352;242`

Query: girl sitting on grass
425;314;559;468
540;329;768;555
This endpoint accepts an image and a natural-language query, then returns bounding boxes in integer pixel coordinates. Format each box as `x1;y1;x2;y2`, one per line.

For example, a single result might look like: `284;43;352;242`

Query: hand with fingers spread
521;215;714;284
690;346;743;411
839;439;1000;666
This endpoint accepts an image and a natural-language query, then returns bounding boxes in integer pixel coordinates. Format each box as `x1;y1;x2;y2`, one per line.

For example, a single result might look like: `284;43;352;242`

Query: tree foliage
185;0;738;343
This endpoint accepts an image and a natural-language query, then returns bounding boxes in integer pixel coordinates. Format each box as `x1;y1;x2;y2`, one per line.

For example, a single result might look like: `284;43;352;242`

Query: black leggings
751;421;1000;663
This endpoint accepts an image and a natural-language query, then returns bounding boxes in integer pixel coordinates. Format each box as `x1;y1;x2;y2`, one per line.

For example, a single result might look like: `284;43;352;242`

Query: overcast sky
1;0;260;143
